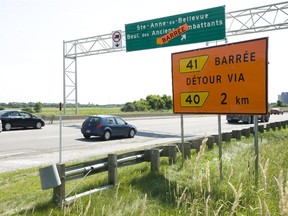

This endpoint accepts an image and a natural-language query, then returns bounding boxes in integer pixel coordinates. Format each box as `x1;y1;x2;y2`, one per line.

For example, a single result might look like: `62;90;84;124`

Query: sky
0;0;287;105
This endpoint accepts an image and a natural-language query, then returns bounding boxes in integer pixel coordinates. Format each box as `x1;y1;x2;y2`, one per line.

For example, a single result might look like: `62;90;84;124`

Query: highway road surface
0;114;287;173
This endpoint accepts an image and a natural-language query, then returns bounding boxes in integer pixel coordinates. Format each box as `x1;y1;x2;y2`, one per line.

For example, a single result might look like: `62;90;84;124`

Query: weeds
275;170;288;215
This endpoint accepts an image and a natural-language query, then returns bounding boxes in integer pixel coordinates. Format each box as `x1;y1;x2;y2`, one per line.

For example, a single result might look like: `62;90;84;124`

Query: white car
0;119;2;132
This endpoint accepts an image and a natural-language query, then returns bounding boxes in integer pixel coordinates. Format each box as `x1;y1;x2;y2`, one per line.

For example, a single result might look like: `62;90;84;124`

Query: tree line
0;94;173;113
121;95;172;112
0;102;43;113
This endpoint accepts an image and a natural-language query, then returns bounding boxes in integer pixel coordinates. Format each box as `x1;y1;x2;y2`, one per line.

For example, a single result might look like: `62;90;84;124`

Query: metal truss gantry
63;2;288;114
226;1;288;36
63;33;126;114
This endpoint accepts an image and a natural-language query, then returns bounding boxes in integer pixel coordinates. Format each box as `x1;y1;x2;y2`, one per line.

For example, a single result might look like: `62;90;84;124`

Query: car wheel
103;130;111;141
128;129;136;138
84;135;91;139
4;122;12;131
35;122;42;129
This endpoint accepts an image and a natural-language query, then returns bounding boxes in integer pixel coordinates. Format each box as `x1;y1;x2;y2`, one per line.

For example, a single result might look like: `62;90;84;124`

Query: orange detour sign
171;37;268;114
157;23;189;45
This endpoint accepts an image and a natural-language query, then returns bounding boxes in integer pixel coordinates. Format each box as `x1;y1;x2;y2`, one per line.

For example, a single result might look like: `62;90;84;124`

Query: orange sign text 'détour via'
171;37;268;114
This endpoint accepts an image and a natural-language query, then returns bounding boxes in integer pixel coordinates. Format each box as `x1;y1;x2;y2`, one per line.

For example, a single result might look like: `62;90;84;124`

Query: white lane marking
0;152;27;157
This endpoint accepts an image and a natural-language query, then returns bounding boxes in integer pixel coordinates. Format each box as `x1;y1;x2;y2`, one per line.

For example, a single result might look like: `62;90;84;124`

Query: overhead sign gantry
63;2;288;114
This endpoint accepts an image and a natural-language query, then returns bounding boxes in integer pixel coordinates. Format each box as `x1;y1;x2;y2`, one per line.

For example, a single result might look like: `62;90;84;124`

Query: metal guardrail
65;153;145;178
39;120;288;207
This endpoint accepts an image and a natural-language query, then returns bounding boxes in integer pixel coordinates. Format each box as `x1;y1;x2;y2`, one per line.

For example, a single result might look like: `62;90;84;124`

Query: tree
34;102;42;113
146;95;164;110
22;107;34;113
121;94;173;112
162;94;173;110
134;99;148;111
276;100;283;107
121;102;135;112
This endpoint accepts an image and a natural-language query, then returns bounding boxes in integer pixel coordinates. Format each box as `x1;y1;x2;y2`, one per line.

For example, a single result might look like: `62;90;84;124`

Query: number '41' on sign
179;55;208;73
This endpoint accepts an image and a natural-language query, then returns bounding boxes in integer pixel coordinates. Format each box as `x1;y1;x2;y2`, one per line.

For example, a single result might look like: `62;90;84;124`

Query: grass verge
38;107;173;117
1;128;288;215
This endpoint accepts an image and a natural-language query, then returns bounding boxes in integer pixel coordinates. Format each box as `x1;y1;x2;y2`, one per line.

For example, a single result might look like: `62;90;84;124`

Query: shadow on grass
130;172;177;206
16;200;57;215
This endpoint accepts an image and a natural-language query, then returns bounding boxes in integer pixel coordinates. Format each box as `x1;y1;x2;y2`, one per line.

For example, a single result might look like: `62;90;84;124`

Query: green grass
39;106;124;117
38;107;173;117
1;129;288;215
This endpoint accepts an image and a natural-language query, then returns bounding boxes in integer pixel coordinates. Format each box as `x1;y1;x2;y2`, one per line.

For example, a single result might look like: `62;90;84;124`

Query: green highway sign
125;6;226;52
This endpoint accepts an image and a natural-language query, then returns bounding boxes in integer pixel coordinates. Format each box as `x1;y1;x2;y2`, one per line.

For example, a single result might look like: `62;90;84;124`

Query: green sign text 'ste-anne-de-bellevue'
125;6;226;52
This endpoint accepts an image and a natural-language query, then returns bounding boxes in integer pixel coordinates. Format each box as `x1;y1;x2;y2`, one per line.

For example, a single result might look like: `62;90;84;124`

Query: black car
0;110;45;131
81;115;137;140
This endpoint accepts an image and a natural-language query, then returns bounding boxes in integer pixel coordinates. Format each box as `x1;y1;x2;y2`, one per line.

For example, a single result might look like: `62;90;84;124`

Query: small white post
59;103;63;163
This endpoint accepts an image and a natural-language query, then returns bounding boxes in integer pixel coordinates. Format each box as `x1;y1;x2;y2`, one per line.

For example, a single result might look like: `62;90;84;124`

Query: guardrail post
144;149;152;162
52;163;65;206
190;139;201;153
258;125;264;133
232;130;242;141
276;122;282;130
168;145;177;165
250;127;254;134
231;130;236;138
282;121;286;129
266;123;270;132
241;128;250;138
108;154;118;186
212;135;219;145
207;136;214;150
177;142;191;159
270;122;276;131
150;149;160;173
182;142;192;158
144;149;160;173
222;132;231;142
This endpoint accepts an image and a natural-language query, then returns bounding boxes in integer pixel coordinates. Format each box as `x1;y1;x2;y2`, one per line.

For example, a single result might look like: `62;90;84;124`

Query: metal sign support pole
180;114;184;164
218;115;223;181
254;115;259;187
63;41;67;115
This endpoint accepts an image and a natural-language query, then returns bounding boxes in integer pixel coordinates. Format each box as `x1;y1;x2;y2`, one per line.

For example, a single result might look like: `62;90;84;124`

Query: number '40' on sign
180;92;209;107
179;55;209;73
